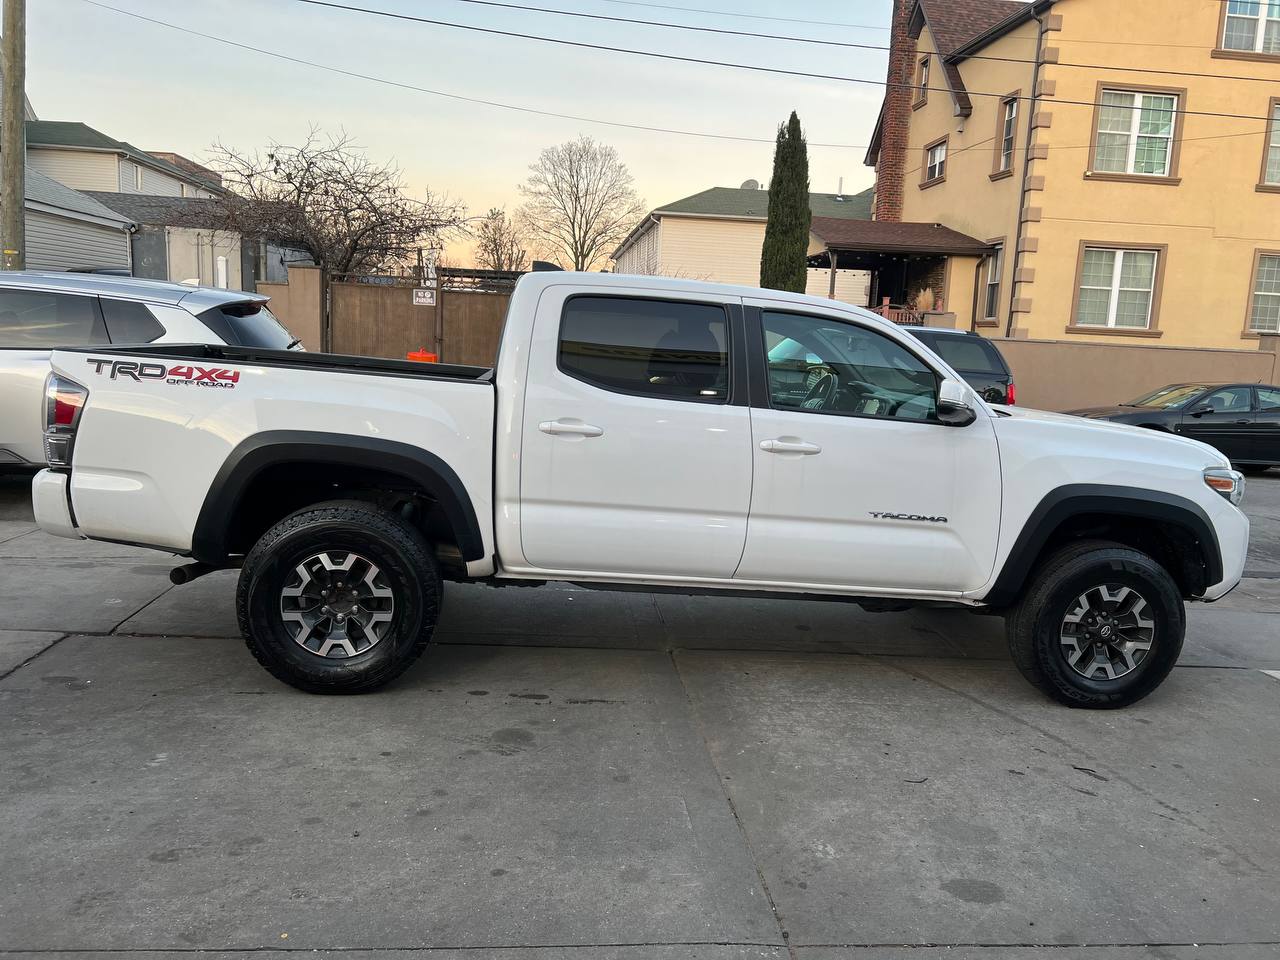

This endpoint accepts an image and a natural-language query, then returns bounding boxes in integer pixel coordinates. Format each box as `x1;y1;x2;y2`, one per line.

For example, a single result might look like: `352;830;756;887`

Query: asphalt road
1;471;1278;959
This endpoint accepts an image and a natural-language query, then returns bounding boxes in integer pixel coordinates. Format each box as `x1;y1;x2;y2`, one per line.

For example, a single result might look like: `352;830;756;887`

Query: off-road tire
236;500;441;693
1007;539;1184;709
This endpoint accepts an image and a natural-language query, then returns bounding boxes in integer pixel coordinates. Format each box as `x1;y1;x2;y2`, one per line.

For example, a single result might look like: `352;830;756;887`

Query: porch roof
810;217;993;257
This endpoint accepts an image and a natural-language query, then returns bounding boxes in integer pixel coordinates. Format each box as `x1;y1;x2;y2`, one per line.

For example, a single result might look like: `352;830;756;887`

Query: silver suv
0;272;299;467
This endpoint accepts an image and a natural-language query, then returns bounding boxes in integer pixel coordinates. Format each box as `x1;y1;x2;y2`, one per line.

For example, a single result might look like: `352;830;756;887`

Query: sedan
1068;382;1280;470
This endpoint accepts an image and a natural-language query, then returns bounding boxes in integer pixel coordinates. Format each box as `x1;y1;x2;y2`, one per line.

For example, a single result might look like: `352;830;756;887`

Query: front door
518;288;753;579
1179;386;1256;463
735;302;1002;595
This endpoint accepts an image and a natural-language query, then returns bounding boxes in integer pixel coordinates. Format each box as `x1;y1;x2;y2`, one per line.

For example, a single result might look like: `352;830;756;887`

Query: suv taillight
44;373;88;467
1006;381;1016;406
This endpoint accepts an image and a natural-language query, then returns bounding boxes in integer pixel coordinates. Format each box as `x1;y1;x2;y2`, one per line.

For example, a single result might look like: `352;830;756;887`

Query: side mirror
937;378;977;427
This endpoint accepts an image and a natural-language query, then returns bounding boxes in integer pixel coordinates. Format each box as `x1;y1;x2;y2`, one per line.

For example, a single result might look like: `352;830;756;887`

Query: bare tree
206;128;465;275
472;208;529;272
518;136;645;271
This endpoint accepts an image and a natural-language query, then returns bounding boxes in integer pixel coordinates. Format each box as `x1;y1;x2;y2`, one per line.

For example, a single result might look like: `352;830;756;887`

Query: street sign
413;288;436;307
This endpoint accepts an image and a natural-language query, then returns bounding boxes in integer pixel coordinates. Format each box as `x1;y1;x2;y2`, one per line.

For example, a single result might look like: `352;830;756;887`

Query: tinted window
1199;387;1253;414
763;311;937;421
0;289;107;348
913;332;1007;375
559;296;729;402
101;298;164;344
197;302;296;349
1258;387;1280;412
1127;384;1210;409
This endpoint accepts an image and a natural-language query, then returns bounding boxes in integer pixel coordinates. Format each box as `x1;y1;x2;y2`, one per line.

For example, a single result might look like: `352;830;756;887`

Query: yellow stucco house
612;185;875;304
864;0;1280;347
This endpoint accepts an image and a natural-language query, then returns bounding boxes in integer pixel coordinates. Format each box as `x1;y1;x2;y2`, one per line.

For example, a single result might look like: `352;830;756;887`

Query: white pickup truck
32;273;1249;708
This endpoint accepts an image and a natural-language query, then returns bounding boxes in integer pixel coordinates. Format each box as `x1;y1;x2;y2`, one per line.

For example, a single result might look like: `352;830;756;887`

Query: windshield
1124;384;1209;409
196;302;298;350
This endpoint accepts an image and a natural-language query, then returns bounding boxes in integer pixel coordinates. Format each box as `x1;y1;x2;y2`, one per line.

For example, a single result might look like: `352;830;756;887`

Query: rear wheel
1007;540;1184;709
236;500;441;693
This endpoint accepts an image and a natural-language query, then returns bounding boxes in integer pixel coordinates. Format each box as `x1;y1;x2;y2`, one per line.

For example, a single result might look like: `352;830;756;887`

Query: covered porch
807;217;994;326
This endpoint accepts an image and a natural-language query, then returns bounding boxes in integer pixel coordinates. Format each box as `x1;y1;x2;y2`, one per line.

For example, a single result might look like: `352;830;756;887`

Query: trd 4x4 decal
86;358;240;388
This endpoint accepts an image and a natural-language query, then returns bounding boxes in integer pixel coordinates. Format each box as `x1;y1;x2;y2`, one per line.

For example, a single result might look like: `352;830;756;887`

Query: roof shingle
655;186;875;221
914;0;1034;115
810;217;992;256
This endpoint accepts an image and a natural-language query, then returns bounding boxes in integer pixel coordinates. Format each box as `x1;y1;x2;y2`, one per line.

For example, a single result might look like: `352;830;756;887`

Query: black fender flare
983;484;1223;607
191;431;486;564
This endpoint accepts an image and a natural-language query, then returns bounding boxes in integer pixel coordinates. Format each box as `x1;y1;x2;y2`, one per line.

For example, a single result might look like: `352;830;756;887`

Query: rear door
0;288;108;465
518;286;753;579
1255;386;1280;464
1179;386;1256;462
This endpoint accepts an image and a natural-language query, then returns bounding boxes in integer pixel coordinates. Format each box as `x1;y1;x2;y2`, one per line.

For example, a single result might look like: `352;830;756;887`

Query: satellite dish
740;179;760;190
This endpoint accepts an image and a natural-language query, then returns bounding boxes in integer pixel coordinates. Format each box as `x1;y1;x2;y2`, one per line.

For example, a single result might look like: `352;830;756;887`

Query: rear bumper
32;469;81;541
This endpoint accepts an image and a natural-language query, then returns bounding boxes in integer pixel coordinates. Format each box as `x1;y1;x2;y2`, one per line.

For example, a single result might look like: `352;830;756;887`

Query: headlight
1204;468;1245;507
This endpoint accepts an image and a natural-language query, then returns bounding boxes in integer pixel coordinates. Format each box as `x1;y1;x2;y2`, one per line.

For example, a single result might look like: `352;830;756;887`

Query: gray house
21;166;133;272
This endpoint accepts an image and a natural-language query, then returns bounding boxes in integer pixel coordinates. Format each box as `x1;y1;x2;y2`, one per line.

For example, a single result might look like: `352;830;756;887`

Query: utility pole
1;0;25;270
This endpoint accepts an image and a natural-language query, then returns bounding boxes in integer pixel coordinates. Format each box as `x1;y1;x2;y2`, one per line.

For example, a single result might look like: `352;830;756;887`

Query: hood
993;404;1230;468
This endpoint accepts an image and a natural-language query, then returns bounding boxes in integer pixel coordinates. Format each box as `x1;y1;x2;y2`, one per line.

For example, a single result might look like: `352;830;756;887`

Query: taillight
1006;381;1016;406
44;373;88;467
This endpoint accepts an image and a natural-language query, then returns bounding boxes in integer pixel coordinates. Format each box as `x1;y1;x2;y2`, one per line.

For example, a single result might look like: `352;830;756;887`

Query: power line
293;0;1280;124
586;0;889;31
437;0;1280;85
78;0;869;148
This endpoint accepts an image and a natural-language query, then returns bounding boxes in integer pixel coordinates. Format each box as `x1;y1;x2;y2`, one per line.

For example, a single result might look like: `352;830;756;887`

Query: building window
997;97;1018;174
134;165;144;190
983;244;1003;322
1249;253;1280;334
914;57;930;107
1092;88;1180;178
1075;247;1160;330
1263;99;1280;188
1221;0;1280;55
922;138;947;186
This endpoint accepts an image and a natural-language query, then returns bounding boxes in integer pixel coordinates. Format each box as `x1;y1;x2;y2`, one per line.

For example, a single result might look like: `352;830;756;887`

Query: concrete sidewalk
2;473;1279;957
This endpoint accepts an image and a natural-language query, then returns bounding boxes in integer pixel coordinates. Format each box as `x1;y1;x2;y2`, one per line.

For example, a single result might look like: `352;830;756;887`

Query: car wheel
1007;540;1184;709
236;500;441;693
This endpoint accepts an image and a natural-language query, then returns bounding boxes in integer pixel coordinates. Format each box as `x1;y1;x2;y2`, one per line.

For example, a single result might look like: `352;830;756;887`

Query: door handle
1234;419;1251;425
539;419;604;438
760;438;822;456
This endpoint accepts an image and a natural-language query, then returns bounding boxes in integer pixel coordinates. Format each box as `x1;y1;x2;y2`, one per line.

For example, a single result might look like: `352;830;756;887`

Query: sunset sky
31;0;891;263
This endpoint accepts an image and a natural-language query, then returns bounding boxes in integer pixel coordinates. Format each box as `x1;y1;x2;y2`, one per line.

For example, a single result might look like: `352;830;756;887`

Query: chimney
874;0;917;223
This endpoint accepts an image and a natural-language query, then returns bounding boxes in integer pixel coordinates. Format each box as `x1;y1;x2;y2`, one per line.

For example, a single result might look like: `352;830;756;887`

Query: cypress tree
760;111;812;293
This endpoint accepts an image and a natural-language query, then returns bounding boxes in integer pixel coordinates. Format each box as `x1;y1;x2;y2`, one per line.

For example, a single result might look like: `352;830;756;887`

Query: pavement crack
108;583;176;634
667;649;796;960
0;633;71;682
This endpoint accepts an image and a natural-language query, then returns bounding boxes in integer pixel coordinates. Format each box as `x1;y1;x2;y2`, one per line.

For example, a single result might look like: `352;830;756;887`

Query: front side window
999;98;1018;173
0;289;107;348
1264;101;1280;186
1250;253;1280;334
559;296;729;402
1093;89;1179;177
1257;386;1280;411
984;244;1003;321
1222;0;1280;54
924;140;947;184
1198;387;1254;414
1076;247;1160;330
762;311;937;422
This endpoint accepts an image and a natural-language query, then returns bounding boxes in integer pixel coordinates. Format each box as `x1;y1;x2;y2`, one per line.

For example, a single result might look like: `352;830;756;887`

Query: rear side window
916;333;1007;375
197;302;296;349
100;298;164;344
559;296;729;402
0;289;107;348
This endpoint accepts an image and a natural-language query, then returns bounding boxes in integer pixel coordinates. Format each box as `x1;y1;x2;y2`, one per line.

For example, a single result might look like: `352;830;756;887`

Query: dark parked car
1068;383;1280;470
905;327;1015;406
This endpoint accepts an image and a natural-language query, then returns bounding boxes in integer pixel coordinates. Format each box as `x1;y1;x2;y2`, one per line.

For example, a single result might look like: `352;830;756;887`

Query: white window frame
1265;101;1280;186
1250;253;1280;334
918;57;930;101
999;99;1018;172
133;164;144;190
1222;0;1280;53
1077;247;1160;330
1094;89;1179;177
925;140;947;183
984;244;1003;321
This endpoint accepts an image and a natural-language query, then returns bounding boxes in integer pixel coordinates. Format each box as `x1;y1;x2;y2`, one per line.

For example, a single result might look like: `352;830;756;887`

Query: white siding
614;221;660;275
138;164;183;196
24;210;130;272
805;268;871;307
27;148;118;192
118;159;140;192
658;216;766;285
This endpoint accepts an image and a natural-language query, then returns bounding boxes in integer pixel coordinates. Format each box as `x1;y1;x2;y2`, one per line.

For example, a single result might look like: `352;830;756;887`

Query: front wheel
236;500;441;693
1007;541;1184;709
